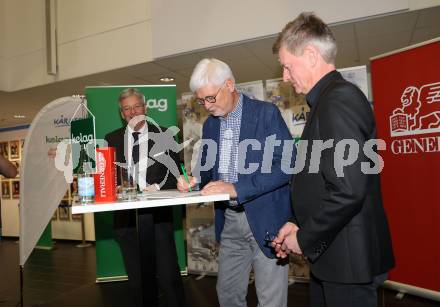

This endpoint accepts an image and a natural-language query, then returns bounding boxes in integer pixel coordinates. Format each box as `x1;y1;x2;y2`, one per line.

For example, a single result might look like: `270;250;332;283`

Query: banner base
35;245;53;250
180;267;188;276
76;242;92;248
96;275;128;283
384;280;440;302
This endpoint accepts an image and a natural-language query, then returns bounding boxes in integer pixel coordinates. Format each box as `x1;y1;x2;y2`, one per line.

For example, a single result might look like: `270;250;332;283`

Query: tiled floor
0;239;438;307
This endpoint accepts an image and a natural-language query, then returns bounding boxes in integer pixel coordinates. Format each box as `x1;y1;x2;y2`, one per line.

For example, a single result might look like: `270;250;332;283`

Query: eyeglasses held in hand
263;231;277;247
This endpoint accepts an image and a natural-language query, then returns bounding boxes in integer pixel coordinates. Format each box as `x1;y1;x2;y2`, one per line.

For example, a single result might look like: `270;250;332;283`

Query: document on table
139;189;202;199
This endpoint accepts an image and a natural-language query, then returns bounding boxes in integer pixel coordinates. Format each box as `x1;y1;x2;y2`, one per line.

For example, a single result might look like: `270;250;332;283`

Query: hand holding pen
177;163;197;192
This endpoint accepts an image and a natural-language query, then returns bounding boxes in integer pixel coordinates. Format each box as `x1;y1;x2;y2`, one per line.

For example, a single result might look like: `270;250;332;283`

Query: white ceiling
1;6;439;129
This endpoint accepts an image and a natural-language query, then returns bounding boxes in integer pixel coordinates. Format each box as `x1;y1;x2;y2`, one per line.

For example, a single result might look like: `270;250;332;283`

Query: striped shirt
218;93;243;185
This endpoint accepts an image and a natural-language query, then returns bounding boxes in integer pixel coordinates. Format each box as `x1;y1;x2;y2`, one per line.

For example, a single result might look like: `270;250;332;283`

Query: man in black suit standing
272;13;395;307
105;88;185;307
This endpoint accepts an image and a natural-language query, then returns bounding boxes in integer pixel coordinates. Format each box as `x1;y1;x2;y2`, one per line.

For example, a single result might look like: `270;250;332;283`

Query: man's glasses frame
196;82;225;105
120;104;145;113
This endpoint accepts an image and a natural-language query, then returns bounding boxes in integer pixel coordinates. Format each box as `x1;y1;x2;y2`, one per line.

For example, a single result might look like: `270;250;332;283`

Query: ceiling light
14;115;26;119
159;77;175;83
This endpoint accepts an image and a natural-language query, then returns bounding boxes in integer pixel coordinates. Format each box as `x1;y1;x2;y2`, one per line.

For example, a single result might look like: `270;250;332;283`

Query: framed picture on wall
11;180;20;199
0;142;9;159
58;200;70;220
52;209;58;221
20;139;25;157
9;140;20;160
70;177;78;197
71;210;82;221
63;187;70;200
1;181;11;199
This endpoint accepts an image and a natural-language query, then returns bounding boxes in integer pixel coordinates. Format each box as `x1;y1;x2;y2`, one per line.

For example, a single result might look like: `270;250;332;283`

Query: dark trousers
309;273;387;307
115;213;185;307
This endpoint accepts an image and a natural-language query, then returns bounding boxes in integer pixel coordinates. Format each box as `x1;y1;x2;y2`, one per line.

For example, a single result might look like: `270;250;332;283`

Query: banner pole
76;214;91;248
20;265;24;306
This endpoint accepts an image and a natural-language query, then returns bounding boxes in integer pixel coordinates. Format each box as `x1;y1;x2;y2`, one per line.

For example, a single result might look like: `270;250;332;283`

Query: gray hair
189;58;235;92
273;12;337;64
118;88;145;107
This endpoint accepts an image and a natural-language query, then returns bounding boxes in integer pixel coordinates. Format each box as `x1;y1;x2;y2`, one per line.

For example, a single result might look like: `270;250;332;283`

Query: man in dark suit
177;58;295;307
105;88;185;307
271;13;395;307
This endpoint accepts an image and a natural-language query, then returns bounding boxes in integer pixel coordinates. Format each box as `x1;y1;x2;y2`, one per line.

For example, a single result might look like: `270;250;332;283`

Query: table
72;190;229;214
72;190;229;306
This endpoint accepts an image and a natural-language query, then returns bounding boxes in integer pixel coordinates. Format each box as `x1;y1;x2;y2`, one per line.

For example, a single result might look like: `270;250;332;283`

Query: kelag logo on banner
388;81;440;155
146;98;168;111
71;117;96;172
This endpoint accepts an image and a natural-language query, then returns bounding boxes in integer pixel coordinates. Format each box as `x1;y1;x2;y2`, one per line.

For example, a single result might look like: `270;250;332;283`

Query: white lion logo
390;82;440;136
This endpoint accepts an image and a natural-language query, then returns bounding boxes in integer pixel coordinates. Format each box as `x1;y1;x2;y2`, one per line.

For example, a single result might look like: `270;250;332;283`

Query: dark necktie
132;132;140;165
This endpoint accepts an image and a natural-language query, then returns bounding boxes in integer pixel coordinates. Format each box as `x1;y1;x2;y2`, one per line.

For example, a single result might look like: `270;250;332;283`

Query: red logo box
93;147;117;202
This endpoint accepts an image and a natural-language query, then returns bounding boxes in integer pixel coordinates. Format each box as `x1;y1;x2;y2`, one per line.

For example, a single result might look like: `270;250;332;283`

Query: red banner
371;39;440;292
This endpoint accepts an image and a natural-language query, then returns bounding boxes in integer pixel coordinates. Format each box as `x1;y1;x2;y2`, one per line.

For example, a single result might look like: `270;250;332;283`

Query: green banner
35;223;53;250
85;85;186;280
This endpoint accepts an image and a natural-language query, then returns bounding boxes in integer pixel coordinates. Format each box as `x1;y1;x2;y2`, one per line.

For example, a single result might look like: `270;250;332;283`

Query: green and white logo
146;98;168;111
71;117;96;173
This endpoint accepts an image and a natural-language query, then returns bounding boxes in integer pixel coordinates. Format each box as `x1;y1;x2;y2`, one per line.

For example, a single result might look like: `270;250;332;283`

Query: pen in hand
180;163;193;192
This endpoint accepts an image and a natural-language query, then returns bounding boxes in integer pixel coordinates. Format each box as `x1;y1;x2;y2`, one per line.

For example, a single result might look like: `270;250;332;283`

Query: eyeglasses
195;83;225;105
263;231;277;247
121;104;145;112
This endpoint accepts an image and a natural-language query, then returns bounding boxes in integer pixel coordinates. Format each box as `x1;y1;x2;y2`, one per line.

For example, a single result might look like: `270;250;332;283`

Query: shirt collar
220;93;243;122
127;121;147;135
306;70;341;109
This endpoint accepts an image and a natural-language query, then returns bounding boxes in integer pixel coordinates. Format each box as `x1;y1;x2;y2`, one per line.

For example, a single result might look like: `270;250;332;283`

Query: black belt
227;204;245;212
